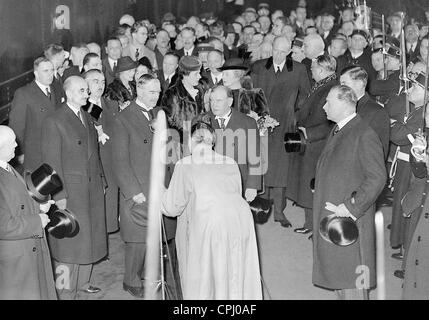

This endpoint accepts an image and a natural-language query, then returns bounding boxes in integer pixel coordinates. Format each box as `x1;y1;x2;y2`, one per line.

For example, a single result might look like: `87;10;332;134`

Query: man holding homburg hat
313;85;386;300
0;126;56;299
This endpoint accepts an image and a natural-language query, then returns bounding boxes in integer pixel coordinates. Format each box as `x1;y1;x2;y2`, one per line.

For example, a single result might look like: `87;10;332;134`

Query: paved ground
83;201;403;300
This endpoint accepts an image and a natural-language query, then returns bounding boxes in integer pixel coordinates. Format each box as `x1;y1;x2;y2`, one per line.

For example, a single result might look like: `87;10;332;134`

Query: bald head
0;126;17;162
303;34;325;59
63;76;89;107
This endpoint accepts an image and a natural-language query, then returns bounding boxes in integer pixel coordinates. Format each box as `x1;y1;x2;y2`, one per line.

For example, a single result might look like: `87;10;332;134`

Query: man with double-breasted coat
41;76;107;300
313;85;386;299
287;55;338;234
0;126;57;300
251;36;310;227
9;57;59;172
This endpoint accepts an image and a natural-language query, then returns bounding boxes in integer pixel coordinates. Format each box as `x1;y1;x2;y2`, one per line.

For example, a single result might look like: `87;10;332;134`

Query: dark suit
154;46;165;72
9;80;59;172
287;74;338;229
175;47;198;58
102;58;116;86
62;65;82;82
85;97;119;233
251;56;311;221
208;108;262;192
156;70;178;93
201;70;223;89
356;93;390;159
41;104;107;299
111;101;157;288
368;70;400;106
406;40;421;64
51;75;65;107
0;166;57;300
313;115;386;291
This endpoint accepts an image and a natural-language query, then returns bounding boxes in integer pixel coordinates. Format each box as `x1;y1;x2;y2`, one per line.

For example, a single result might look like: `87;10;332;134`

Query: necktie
219;118;226;130
186;51;189;56
276;66;281;74
113;61;117;71
142;108;154;121
46;87;51;100
77;110;86;127
135;48;140;61
215;77;219;85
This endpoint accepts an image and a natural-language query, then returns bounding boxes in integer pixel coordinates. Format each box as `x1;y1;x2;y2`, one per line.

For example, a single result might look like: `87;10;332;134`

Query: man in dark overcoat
41;76;107;300
102;38;122;87
112;74;177;298
9;57;59;172
0;126;57;300
313;85;386;300
251;36;310;227
83;69;119;234
287;54;338;234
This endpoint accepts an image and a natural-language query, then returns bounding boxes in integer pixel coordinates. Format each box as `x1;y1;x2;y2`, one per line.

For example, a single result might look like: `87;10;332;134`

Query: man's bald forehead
0;126;15;145
211;85;229;97
64;76;87;91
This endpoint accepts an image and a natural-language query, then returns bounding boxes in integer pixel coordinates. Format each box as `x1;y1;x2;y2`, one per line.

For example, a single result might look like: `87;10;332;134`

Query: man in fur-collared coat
251;36;310;227
287;55;338;234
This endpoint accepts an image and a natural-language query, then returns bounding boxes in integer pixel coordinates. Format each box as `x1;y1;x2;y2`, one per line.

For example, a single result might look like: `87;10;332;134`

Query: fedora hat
82;101;102;121
218;58;248;71
116;56;138;74
284;130;306;154
46;208;79;239
319;214;359;246
25;164;63;203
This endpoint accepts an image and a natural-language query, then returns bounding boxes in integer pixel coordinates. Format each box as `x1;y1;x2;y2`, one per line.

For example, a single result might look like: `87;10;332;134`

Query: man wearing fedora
9;57;59;173
313;85;386;300
41;76;107;299
83;69;119;234
0;126;56;300
251;36;311;228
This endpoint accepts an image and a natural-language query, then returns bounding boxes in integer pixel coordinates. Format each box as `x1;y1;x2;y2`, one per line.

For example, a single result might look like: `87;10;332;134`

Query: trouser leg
124;242;146;288
304;208;313;230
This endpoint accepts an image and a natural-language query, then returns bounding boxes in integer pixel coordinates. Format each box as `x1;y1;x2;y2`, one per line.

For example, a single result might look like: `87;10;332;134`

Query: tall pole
400;12;410;116
375;211;386;300
382;14;387;80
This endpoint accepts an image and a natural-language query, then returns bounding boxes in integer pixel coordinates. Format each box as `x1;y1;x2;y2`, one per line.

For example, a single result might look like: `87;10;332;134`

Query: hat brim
218;65;248;71
25;172;50;203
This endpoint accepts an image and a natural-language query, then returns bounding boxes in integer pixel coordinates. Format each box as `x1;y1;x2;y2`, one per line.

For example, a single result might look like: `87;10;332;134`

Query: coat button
21;205;24;209
144;139;148;144
78;140;82;145
414;282;417;288
32;247;36;252
418;236;422;242
416;259;419;265
425;213;429;219
89;177;91;182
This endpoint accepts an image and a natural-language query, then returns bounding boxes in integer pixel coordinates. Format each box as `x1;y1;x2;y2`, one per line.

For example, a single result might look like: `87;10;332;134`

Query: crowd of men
2;0;429;300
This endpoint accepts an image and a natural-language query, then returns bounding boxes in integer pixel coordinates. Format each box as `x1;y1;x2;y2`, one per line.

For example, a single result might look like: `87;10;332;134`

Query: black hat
284;130;306;154
411;72;429;91
249;196;273;224
25;164;62;203
350;29;369;42
46;208;79;239
319;214;359;246
82;101;102;121
116;56;138;74
218;58;248;71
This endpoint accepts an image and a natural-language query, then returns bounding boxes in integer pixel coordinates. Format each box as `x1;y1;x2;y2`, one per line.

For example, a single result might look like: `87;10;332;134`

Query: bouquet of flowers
247;111;280;136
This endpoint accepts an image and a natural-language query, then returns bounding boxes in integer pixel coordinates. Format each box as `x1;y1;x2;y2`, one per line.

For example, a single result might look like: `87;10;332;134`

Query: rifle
381;14;388;80
399;12;410;117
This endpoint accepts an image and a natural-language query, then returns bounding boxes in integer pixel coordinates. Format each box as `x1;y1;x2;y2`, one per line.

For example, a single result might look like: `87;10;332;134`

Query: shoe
294;227;312;234
123;283;144;298
279;219;292;228
81;285;101;294
391;252;404;260
393;270;404;279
